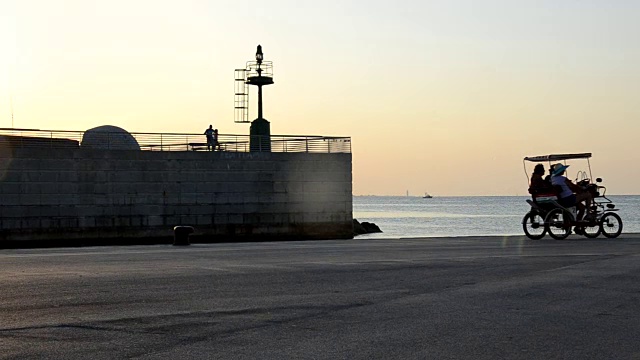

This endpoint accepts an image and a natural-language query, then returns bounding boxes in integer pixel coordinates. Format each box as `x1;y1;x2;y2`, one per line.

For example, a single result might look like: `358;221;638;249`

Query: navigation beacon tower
234;45;274;152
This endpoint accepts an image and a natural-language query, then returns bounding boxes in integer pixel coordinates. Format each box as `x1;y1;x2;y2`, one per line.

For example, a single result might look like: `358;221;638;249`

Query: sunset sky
1;0;639;196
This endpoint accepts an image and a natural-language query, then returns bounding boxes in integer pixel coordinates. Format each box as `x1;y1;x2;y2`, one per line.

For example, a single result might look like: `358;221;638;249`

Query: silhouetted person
529;164;552;195
204;125;214;151
551;163;592;222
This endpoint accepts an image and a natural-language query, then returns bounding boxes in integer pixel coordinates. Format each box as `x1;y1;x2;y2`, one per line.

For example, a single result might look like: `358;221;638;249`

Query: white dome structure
81;125;140;150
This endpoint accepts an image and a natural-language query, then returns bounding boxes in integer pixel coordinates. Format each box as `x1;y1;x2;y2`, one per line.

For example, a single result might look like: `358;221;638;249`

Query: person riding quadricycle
522;153;622;240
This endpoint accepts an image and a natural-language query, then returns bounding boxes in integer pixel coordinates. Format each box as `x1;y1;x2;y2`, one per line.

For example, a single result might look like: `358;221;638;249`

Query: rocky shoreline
353;219;382;236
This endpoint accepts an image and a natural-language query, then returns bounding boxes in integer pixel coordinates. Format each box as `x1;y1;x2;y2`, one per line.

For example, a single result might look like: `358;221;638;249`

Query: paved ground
2;235;640;359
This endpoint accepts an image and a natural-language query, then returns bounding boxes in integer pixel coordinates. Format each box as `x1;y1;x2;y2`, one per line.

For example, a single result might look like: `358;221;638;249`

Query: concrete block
227;192;245;203
273;181;288;193
255;181;274;193
12;159;40;171
2;219;21;229
267;202;289;214
2;205;29;218
40;183;61;194
94;195;112;205
196;215;212;225
164;215;180;226
179;193;198;205
79;217;96;228
111;183;133;194
241;193;259;204
189;205;214;215
130;216;145;227
39;205;61;217
143;194;165;205
113;171;142;182
0;183;23;195
167;172;184;182
93;183;108;194
143;182;163;194
19;194;41;205
273;171;304;182
148;215;164;227
212;193;230;204
223;182;245;193
227;214;243;224
95;216;114;227
60;217;79;228
58;183;79;194
76;194;96;205
23;183;42;194
77;171;97;183
78;183;95;194
40;218;53;229
40;159;74;170
22;171;41;182
41;194;74;205
1;171;22;182
160;183;180;194
144;205;163;216
163;194;181;205
237;202;258;213
25;218;41;229
289;212;304;224
178;215;197;225
210;214;224;224
180;182;198;194
115;217;131;227
58;205;80;217
114;161;134;171
270;193;289;204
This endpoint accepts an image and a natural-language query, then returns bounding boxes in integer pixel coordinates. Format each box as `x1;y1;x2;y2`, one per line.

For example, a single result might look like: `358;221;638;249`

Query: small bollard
173;226;194;246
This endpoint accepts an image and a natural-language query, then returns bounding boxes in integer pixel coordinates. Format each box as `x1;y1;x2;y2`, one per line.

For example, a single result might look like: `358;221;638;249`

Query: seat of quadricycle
529;192;560;211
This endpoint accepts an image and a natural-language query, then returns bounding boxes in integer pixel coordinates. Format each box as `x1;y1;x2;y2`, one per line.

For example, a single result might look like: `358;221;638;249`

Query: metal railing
0;128;351;154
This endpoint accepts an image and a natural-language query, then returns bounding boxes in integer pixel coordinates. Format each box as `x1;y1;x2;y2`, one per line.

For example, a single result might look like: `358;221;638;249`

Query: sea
353;195;640;239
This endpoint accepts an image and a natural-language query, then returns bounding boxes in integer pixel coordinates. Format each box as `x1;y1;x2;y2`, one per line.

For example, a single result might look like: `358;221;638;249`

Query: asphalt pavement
2;235;640;359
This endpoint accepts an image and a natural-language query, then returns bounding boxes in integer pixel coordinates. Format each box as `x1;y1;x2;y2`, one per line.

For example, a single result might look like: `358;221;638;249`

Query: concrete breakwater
0;146;353;244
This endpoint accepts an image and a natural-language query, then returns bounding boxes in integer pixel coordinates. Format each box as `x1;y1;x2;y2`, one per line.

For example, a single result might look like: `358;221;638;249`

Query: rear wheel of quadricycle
582;221;602;238
601;212;623;238
522;211;546;240
545;208;571;240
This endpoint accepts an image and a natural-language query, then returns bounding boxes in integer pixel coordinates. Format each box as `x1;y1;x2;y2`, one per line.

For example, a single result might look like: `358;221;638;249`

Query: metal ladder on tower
234;69;249;123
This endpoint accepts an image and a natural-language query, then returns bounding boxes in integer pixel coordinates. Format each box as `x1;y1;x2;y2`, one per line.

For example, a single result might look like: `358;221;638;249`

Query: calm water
353;195;640;238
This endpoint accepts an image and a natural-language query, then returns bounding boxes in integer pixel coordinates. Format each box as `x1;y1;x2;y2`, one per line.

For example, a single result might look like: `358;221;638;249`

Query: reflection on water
355;211;519;219
353;195;640;239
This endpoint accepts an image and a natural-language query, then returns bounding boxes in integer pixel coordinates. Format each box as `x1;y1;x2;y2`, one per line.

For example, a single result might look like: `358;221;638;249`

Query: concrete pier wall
0;148;353;242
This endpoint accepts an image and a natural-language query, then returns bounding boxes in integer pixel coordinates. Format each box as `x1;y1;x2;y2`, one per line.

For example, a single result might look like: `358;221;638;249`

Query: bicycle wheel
582;222;601;238
601;212;623;238
545;208;571;240
522;211;546;240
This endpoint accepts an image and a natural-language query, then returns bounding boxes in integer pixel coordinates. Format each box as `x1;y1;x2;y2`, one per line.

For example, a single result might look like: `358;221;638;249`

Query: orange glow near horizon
1;1;640;196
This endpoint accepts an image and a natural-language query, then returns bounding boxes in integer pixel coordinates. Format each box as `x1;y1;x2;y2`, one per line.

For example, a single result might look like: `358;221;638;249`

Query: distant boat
423;192;433;199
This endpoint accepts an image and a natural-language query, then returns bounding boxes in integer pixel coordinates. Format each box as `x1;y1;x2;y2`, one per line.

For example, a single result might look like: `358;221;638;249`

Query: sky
1;0;640;196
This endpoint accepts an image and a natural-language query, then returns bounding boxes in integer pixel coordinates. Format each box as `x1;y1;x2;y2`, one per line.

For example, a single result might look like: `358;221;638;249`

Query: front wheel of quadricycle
545;208;571;240
523;211;546;240
601;213;623;238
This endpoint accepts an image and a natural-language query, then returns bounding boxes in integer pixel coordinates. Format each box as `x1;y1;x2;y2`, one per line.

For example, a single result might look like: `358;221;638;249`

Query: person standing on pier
213;129;220;151
204;125;214;151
